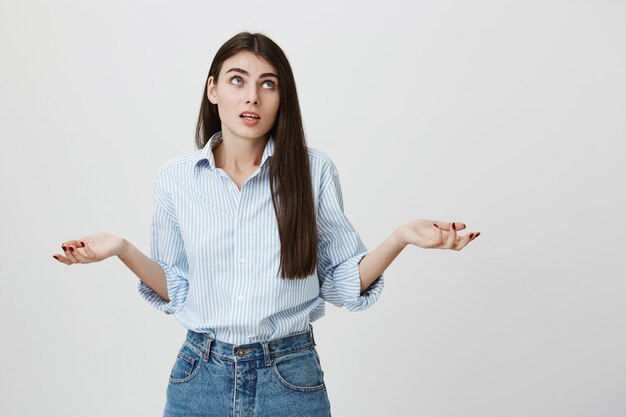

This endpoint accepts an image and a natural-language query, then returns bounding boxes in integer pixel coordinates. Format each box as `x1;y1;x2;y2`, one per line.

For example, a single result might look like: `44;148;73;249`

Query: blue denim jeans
163;324;332;417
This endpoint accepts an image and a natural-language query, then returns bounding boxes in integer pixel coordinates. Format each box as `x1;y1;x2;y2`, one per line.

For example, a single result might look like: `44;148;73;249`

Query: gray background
1;0;625;416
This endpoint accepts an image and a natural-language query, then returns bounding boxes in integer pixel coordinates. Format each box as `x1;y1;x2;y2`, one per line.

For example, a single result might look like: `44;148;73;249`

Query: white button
240;219;245;225
238;295;244;301
239;257;246;263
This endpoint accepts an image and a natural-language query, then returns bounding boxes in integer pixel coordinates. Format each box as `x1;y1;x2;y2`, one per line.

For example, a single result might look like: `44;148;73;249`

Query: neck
213;130;269;173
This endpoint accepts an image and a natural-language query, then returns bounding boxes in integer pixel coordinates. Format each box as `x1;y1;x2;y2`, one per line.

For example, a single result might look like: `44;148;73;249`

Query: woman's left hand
395;219;480;250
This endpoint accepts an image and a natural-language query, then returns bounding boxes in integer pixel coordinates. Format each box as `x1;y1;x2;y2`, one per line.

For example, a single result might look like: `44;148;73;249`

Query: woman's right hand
52;233;127;265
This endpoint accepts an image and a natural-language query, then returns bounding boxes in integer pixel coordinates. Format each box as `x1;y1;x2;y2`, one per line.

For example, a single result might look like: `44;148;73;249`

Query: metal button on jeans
236;348;253;356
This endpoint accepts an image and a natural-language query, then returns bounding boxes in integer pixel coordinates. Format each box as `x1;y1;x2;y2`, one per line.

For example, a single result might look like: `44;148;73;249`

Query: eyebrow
224;67;279;79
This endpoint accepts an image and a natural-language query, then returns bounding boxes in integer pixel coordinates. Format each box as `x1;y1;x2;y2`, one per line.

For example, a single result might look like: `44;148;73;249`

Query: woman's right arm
52;233;170;302
54;168;189;313
118;239;169;302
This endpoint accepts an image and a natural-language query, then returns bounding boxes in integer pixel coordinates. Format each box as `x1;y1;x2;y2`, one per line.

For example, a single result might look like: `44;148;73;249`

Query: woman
52;31;480;417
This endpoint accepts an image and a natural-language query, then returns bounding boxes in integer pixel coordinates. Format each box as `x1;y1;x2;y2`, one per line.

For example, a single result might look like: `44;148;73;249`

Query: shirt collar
192;131;275;176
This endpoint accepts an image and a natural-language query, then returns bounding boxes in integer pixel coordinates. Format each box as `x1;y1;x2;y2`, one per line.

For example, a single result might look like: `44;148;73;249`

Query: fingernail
80;241;85;247
52;255;58;260
452;223;456;230
433;224;439;228
69;246;74;252
469;233;474;238
475;232;480;237
62;245;67;251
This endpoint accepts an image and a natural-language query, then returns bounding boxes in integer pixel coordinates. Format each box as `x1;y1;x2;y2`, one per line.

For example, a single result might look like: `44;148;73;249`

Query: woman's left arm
358;220;481;295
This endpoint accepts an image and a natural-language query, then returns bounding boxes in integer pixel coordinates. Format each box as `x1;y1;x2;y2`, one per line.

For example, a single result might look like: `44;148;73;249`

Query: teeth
241;113;259;118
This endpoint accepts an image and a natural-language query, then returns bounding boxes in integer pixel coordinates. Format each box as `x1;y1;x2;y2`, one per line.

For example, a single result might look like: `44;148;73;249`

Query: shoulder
155;149;201;179
153;149;201;191
306;146;341;196
307;146;339;177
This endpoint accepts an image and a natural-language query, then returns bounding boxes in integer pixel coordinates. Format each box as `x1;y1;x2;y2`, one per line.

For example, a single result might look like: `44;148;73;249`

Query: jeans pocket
169;341;203;384
271;347;326;392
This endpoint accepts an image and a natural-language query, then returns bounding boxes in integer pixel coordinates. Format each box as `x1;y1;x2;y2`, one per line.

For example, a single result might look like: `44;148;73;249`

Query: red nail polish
69;246;74;252
469;233;474;238
452;223;456;230
53;255;58;260
62;245;67;251
433;224;439;228
475;232;480;237
80;241;85;247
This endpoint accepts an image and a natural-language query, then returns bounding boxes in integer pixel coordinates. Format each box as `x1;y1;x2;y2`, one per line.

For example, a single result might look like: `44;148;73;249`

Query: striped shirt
137;131;384;345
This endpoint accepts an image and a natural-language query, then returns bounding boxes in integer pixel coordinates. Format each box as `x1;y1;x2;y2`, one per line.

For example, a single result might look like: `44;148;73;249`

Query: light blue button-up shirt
137;131;384;345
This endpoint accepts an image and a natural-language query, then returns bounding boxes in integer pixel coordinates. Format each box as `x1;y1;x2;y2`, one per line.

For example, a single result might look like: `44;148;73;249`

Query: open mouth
240;112;261;120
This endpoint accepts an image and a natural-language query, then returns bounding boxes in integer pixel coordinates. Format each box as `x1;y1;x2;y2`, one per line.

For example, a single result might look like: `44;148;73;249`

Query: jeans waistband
184;324;317;366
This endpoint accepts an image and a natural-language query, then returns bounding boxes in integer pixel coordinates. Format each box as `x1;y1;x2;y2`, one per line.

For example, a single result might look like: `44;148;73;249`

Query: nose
246;86;259;105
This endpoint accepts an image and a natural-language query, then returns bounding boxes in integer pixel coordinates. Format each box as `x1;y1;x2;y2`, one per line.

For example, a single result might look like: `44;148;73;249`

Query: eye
262;80;275;89
230;76;243;85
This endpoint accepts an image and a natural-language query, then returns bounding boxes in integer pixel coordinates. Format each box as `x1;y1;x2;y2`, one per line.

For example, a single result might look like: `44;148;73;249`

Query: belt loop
203;335;213;363
261;340;273;367
309;323;316;346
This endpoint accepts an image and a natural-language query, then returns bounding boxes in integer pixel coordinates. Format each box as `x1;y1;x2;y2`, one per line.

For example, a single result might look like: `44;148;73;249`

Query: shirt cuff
136;260;184;315
332;251;385;312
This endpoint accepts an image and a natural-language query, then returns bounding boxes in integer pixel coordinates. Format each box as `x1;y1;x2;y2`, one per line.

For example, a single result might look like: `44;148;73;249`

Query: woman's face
207;51;280;142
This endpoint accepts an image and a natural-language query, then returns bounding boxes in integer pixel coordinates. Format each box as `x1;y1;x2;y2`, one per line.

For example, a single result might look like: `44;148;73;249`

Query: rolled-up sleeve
137;168;189;315
316;162;384;312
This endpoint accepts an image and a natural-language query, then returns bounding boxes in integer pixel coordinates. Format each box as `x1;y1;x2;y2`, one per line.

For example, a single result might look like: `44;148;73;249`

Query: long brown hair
195;31;317;280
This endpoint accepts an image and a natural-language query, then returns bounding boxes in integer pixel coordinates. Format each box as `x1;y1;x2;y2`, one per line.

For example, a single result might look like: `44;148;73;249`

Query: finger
446;222;457;248
64;244;80;263
433;221;465;231
432;222;444;242
70;244;90;263
62;240;84;249
81;241;97;258
449;221;466;231
60;244;75;263
52;253;73;265
454;233;473;250
60;241;83;262
458;231;481;248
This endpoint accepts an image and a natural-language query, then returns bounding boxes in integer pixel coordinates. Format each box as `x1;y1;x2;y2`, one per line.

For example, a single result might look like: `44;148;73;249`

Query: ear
207;76;218;104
